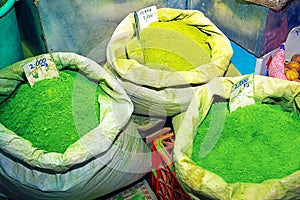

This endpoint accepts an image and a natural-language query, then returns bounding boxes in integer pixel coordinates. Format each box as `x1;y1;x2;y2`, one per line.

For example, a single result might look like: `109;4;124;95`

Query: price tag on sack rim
285;25;300;62
229;74;255;113
136;5;158;31
23;54;59;87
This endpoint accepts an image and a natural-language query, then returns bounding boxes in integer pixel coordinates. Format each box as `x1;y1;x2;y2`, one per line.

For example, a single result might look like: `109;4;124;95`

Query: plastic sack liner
105;8;233;116
0;52;151;200
173;75;300;200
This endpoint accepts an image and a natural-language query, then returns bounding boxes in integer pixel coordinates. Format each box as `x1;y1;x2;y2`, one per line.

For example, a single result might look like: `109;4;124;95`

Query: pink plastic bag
268;44;287;80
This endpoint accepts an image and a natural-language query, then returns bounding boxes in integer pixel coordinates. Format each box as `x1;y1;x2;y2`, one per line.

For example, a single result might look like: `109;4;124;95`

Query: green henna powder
192;103;300;183
126;21;211;71
0;70;102;153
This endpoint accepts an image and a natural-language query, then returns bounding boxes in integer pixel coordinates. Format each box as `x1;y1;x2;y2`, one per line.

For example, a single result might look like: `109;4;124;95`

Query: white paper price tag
23;54;59;87
137;5;158;30
229;74;255;112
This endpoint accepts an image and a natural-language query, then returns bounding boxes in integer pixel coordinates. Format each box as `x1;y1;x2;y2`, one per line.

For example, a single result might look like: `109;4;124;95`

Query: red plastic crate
151;132;191;200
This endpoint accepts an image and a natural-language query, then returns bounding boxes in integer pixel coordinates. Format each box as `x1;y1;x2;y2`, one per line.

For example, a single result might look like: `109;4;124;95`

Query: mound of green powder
126;21;211;71
192;103;300;183
0;70;102;153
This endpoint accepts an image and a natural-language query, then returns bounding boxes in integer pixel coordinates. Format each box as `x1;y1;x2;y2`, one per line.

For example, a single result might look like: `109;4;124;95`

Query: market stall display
172;75;300;200
0;52;151;200
1;1;299;199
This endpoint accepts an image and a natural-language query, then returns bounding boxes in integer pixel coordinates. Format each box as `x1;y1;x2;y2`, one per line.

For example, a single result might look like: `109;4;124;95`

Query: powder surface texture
0;70;101;153
192;103;300;183
126;21;211;71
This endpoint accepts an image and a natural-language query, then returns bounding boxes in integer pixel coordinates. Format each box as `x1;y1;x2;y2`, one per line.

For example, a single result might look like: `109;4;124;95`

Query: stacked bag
0;52;151;199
